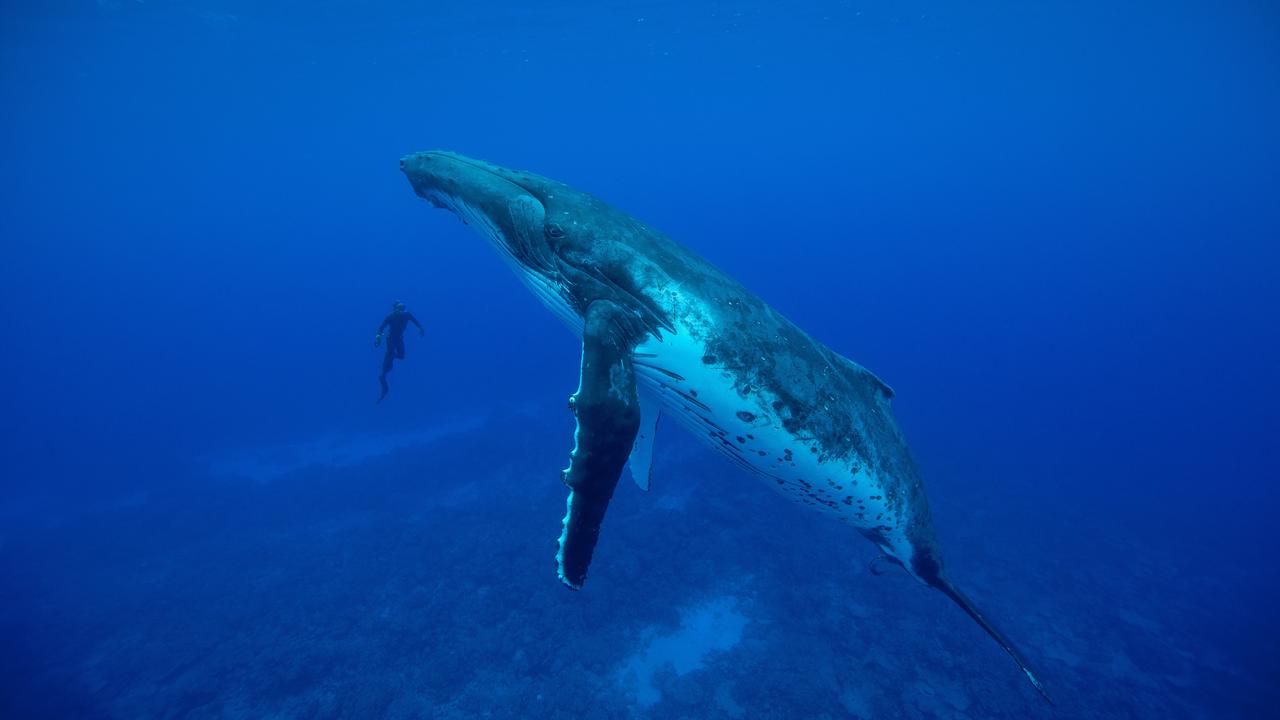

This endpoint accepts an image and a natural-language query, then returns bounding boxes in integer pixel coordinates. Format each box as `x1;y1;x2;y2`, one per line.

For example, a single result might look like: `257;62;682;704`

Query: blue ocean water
2;1;1278;718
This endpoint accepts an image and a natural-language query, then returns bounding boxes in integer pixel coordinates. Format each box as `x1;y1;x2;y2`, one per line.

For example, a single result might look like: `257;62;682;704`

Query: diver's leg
394;336;406;360
378;345;395;403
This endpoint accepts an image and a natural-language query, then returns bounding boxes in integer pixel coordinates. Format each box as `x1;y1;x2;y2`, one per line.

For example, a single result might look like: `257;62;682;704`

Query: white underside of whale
631;322;911;559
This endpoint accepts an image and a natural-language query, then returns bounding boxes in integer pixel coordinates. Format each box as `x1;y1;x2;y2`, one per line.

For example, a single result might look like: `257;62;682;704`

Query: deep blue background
2;2;1278;718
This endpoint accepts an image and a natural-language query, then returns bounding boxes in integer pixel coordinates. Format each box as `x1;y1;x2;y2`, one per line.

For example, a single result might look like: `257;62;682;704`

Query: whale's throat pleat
632;327;787;478
446;195;582;332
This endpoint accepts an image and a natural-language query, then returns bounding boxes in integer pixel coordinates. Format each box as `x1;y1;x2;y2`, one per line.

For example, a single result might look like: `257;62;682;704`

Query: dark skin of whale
400;150;1051;703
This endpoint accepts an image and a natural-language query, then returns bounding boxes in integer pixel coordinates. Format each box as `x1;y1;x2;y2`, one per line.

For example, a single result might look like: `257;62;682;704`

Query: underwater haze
2;1;1278;718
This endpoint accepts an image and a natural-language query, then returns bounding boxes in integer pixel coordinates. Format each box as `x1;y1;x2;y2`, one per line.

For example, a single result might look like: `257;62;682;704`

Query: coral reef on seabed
1;412;1273;719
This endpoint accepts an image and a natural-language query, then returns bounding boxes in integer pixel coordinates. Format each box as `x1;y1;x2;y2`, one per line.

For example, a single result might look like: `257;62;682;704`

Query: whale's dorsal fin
556;300;642;590
835;354;895;400
867;371;894;400
627;392;661;491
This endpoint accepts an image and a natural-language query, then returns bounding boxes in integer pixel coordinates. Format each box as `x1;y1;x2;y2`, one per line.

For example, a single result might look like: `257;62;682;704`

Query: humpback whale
401;151;1051;702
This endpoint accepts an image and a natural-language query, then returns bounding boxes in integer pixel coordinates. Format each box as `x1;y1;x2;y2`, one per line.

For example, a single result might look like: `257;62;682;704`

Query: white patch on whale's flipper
628;391;661;491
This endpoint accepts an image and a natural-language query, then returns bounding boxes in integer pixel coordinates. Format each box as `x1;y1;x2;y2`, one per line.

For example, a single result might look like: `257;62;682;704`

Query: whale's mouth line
405;154;580;329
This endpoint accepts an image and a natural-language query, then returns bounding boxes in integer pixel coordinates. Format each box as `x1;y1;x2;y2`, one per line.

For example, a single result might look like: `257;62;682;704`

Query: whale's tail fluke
934;578;1054;704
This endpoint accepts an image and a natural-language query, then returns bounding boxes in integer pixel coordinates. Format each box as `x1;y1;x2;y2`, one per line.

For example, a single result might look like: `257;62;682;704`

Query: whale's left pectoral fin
627;392;660;492
556;301;641;590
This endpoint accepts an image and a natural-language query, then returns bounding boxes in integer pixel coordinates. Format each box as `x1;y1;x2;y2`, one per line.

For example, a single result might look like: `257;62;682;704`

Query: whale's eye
545;223;566;239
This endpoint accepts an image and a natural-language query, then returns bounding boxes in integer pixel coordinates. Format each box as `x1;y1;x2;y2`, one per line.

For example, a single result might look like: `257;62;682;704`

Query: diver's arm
408;314;425;335
375;314;392;346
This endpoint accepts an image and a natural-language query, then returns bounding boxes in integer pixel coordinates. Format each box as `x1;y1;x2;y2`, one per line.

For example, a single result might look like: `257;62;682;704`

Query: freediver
374;300;424;403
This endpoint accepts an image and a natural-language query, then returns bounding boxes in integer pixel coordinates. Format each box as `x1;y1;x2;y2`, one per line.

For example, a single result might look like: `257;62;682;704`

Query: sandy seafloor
2;411;1273;720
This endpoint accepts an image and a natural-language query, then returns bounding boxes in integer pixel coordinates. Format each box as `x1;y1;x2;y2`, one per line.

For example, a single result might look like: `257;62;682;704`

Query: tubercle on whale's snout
399;151;437;179
399;156;447;209
399;153;421;172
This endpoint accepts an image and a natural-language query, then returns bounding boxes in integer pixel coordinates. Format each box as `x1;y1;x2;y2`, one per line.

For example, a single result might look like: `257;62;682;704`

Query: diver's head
393;300;406;312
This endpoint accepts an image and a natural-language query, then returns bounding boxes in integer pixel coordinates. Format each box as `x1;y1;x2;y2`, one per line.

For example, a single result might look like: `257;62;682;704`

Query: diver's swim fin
376;374;389;404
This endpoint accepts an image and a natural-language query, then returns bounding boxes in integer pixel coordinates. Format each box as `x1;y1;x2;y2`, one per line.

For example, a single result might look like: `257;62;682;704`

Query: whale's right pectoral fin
627;391;660;492
556;301;642;590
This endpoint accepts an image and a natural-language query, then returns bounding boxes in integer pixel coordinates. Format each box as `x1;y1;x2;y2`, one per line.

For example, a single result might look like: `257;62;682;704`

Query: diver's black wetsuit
376;308;423;402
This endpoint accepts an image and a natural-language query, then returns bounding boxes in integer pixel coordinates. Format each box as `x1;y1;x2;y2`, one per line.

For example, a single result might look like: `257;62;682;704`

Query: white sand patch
654;491;691;512
205;415;485;482
713;681;746;719
616;595;749;708
838;684;875;719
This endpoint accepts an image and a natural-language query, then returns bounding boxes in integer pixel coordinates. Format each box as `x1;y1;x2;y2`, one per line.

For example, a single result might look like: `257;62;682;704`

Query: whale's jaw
401;151;579;329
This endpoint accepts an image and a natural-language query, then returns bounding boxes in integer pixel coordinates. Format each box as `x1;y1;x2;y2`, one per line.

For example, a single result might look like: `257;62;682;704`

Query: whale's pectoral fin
869;554;902;576
556;301;642;590
627;392;660;492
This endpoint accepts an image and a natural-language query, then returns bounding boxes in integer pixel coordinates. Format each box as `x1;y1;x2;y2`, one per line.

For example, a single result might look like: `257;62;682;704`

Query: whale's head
401;150;581;325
